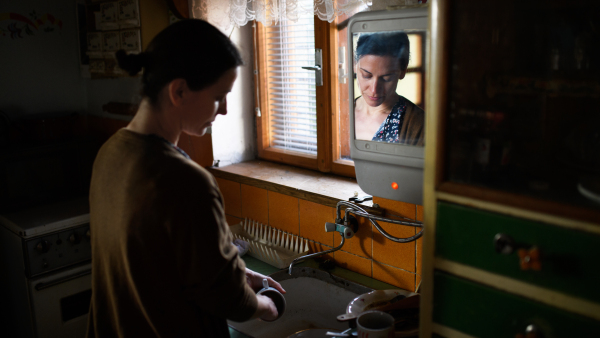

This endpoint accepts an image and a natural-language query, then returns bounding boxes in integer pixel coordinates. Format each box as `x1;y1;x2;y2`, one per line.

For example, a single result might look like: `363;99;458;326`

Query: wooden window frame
254;17;356;178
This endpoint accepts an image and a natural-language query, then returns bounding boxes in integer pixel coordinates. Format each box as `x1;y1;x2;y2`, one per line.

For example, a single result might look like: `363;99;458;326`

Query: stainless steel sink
228;267;373;338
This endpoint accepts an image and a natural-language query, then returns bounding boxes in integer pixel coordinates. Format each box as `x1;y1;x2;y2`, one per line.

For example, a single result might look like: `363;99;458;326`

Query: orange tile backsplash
219;179;422;291
416;236;423;276
299;200;334;247
372;220;417;273
373;261;416;292
225;214;243;228
215;178;242;218
268;191;299;235
373;196;416;220
240;184;269;224
307;241;334;261
334;250;372;277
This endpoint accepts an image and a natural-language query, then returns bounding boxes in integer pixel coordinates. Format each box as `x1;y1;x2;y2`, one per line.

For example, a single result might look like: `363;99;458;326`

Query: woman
354;31;424;145
87;19;282;337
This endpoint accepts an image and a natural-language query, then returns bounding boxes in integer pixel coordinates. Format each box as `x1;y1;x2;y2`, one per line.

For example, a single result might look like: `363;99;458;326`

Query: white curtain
191;0;415;33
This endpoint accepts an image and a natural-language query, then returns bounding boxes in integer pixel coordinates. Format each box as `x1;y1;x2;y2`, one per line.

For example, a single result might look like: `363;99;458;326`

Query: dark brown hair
355;31;410;70
116;19;243;104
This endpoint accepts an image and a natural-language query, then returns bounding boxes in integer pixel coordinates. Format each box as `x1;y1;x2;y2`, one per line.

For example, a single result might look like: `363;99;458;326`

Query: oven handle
34;269;91;291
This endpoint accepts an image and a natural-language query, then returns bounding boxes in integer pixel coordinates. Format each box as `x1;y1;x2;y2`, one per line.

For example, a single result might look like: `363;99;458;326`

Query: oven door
28;263;91;338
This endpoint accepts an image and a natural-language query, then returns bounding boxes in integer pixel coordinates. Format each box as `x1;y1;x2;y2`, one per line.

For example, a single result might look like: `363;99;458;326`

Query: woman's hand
245;268;286;294
253;294;278;321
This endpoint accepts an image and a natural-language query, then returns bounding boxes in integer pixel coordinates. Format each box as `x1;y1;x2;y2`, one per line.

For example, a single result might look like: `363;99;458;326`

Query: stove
0;197;92;338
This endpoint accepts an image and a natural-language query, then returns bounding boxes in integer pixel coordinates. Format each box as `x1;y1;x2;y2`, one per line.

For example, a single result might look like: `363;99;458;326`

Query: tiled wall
216;177;423;292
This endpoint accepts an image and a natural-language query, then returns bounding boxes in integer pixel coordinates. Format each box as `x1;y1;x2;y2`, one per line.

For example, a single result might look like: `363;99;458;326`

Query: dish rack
230;218;309;269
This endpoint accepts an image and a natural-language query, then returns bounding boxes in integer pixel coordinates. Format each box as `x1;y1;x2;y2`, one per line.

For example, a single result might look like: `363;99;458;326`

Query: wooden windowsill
208;160;382;214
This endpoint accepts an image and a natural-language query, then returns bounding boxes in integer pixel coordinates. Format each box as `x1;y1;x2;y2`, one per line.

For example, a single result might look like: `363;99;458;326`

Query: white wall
210;24;257;166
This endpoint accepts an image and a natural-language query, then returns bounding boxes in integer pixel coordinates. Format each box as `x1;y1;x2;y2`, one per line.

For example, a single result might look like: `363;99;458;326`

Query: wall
210;24;256;167
0;0;86;117
216;177;423;292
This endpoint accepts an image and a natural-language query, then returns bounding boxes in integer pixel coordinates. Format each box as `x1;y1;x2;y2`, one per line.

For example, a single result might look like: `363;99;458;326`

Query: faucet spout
288;236;345;275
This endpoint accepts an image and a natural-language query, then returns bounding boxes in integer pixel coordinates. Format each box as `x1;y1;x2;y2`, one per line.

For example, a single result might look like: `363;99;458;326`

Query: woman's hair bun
115;49;145;76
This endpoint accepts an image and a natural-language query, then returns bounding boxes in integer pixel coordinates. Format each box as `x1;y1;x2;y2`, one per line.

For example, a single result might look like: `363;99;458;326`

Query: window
253;7;364;177
263;10;317;155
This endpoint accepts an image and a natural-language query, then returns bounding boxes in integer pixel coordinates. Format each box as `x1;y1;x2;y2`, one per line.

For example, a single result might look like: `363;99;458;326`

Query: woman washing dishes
87;19;283;337
354;32;425;145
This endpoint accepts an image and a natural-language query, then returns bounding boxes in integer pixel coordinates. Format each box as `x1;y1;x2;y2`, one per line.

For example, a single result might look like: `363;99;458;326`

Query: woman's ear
167;78;188;107
398;69;407;80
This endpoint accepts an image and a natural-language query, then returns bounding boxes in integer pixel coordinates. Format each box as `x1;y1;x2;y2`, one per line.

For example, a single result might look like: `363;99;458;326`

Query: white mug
257;278;286;321
356;310;395;338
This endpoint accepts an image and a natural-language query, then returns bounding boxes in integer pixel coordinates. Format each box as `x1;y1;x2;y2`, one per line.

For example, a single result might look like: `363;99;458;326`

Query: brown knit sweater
87;129;257;338
399;97;425;146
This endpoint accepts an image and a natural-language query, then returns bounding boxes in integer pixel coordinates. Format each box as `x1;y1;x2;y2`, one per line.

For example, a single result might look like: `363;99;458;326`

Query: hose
336;201;424;243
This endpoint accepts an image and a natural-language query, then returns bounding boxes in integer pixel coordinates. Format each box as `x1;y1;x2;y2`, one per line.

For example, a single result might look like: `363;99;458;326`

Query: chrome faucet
288;221;354;275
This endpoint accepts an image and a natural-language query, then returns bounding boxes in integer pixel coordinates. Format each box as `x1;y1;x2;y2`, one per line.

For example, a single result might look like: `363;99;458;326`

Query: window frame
254;17;356;178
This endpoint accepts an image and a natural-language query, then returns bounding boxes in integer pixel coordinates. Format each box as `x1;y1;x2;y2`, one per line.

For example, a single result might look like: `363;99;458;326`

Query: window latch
301;48;323;86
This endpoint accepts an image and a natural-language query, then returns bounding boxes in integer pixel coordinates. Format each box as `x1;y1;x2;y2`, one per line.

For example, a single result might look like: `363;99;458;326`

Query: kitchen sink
228;267;373;338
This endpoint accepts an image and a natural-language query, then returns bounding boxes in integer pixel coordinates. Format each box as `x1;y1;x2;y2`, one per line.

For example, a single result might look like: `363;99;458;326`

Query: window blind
266;7;317;154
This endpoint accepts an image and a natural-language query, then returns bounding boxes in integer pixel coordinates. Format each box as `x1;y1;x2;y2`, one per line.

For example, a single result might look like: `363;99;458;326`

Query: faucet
288;221;355;275
288;200;424;275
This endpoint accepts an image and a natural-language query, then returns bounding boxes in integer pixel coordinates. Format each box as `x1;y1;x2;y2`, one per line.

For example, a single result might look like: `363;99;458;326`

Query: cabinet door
436;202;600;303
442;0;600;217
433;271;600;338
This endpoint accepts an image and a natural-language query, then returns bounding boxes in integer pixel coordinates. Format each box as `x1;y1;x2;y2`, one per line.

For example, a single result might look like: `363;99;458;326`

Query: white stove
0;197;92;338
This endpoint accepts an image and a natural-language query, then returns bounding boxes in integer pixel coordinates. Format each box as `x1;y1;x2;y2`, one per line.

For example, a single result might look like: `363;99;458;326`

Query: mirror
348;8;428;204
352;30;426;146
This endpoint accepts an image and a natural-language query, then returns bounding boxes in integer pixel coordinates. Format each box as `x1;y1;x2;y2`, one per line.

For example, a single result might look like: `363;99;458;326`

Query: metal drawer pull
493;233;515;254
515;324;542;338
494;233;542;271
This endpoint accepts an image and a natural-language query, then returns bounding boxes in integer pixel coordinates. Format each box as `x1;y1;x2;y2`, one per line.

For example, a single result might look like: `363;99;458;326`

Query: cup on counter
356;310;395;338
257;278;286;321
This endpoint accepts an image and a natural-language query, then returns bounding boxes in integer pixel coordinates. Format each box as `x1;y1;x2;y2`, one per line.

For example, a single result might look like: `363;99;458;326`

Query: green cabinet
422;1;600;337
433;272;600;338
436;202;600;303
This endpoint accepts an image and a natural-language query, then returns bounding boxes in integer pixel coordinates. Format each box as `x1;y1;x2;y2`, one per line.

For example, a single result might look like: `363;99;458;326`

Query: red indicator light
391;182;399;190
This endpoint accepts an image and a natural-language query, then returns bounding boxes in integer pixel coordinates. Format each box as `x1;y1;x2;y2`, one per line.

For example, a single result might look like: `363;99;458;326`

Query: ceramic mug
257;278;286;321
356;310;395;338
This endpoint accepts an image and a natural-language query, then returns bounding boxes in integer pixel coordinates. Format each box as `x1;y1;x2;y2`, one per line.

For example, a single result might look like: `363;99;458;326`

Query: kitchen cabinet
421;1;600;337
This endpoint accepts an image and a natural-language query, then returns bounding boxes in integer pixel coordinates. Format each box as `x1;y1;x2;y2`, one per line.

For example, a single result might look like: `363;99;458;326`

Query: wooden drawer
433;271;600;337
436;202;600;303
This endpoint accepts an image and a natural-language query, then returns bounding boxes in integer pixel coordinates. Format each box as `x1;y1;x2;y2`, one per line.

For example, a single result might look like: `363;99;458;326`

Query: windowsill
208;160;382;214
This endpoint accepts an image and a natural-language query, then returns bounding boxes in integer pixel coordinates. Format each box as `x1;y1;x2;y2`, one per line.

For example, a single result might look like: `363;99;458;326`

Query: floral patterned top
372;96;407;143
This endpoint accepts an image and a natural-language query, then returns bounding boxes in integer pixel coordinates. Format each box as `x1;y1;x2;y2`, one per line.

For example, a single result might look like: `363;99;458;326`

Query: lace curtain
191;0;417;32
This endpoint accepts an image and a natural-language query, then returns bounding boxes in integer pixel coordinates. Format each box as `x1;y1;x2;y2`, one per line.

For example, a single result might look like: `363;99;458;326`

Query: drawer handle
493;233;516;254
494;233;542;271
515;324;542;338
518;246;542;271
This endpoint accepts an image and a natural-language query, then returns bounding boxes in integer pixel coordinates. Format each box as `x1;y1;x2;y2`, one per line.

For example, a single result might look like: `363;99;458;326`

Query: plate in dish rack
344;289;420;337
346;289;417;315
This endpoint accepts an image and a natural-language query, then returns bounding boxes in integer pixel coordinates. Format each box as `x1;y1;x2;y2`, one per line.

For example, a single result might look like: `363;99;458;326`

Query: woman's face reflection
355;54;406;108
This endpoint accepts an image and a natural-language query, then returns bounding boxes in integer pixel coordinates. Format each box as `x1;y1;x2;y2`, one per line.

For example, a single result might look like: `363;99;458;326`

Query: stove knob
36;240;51;254
69;232;81;245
